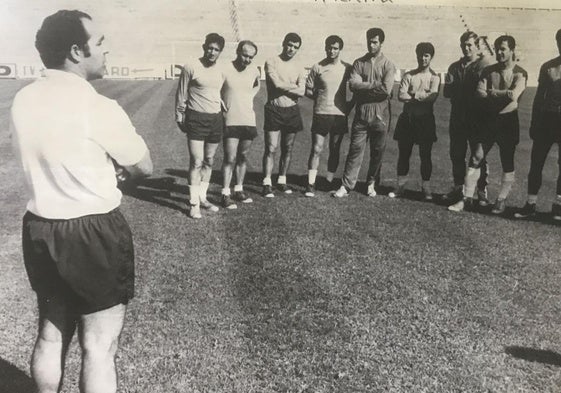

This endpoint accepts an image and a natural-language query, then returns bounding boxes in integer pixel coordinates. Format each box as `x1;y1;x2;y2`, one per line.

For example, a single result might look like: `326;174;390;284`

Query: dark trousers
527;138;561;195
397;140;433;181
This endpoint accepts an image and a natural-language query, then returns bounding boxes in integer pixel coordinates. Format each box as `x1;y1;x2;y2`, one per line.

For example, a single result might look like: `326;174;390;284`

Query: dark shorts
311;114;348;136
474;111;520;147
264;103;303;133
22;209;135;315
224;126;258;140
394;112;436;143
185;109;223;143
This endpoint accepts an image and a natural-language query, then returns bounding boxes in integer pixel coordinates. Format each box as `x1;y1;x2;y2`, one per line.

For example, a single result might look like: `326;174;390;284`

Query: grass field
1;79;561;392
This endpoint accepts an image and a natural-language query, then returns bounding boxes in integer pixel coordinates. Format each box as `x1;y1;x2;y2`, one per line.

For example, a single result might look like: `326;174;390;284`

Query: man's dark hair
283;32;302;47
416;42;435;57
555;29;561;42
237;40;258;55
366;28;385;43
325;35;344;50
460;31;479;44
204;33;225;50
35;10;92;69
494;35;516;51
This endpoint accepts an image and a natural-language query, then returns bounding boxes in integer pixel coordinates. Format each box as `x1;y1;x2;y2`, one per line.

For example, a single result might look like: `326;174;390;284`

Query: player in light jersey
304;35;353;197
175;33;225;218
221;40;261;209
262;33;306;198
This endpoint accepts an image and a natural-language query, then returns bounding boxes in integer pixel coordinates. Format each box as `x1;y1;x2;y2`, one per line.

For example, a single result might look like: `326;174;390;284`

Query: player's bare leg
262;130;280;197
306;133;325;197
233;139;254;203
278;132;297;193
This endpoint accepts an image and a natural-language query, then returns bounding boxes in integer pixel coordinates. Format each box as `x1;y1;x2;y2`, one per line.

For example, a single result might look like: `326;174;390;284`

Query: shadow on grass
505;346;561;367
0;358;34;393
120;176;189;214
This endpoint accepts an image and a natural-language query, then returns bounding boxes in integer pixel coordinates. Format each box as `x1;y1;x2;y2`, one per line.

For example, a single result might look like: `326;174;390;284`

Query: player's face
203;42;222;63
367;36;382;56
325;42;341;60
80;18;108;81
237;45;257;68
417;53;432;68
461;38;478;60
495;41;513;63
282;41;301;59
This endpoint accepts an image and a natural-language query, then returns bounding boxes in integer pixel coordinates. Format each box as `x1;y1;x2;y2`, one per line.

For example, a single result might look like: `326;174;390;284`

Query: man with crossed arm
334;27;396;198
262;32;306;198
304;35;352;197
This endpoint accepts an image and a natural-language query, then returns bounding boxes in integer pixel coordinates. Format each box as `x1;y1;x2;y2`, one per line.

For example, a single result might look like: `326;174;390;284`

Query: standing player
262;33;306;198
333;28;396;198
221;40;261;209
389;42;440;200
449;35;527;214
11;10;152;393
304;35;352;197
175;33;225;218
443;31;492;205
515;29;561;220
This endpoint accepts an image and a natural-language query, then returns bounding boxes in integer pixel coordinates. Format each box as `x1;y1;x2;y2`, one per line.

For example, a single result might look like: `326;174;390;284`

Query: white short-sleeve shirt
222;61;260;126
11;69;148;219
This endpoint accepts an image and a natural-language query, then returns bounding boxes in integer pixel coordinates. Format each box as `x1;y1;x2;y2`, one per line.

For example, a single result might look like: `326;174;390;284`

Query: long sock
278;175;287;185
234;185;243;192
498;171;515;200
263;177;272;186
326;172;334;182
200;181;209;202
190;185;201;206
527;194;538;204
555;194;561;205
463;167;480;199
222;187;231;196
422;180;431;191
308;169;318;185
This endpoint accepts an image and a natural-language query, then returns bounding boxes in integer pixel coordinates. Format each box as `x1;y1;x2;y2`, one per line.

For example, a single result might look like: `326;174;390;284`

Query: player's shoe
448;197;474;212
233;191;253;203
366;183;376;197
491;198;506;215
221;194;237;210
442;185;463;202
304;184;315;197
277;184;292;194
333;185;349;198
477;188;490;207
262;185;274;198
422;185;433;201
388;185;405;199
189;204;202;219
200;199;219;212
514;202;536;219
552;203;561;221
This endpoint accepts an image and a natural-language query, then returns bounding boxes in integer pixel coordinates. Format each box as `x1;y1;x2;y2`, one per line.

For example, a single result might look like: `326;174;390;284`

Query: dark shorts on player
311;114;348;136
474;110;520;147
224;126;258;140
264;103;303;133
185;109;223;143
393;112;436;144
22;209;135;315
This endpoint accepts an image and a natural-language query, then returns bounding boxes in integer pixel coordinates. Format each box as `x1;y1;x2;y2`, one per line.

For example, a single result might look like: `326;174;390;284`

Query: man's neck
233;60;246;72
366;51;381;59
280;53;293;62
200;57;216;67
59;64;88;80
417;66;431;73
324;57;340;65
499;59;514;71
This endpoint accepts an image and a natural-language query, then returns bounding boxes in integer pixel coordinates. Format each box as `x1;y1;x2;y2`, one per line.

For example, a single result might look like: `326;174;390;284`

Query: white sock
222;187;231;196
527;194;538;204
555;194;561;204
234;185;243;192
397;176;407;187
422;180;431;191
200;181;209;202
263;177;272;186
463;167;480;199
326;172;334;182
498;171;515;200
190;184;201;206
278;175;287;185
308;169;318;185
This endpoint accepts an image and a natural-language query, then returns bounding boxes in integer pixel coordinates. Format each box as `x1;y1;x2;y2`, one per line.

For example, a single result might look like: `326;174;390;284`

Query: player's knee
312;144;323;156
236;152;248;165
81;333;119;360
190;158;204;170
203;156;214;167
265;144;277;156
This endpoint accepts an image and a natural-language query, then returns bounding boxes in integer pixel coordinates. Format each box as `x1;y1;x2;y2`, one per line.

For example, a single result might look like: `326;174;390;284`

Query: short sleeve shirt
222;62;260;126
306;59;351;116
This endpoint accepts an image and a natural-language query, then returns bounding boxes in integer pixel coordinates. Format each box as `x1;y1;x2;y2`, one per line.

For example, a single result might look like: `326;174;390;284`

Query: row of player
174;28;561;220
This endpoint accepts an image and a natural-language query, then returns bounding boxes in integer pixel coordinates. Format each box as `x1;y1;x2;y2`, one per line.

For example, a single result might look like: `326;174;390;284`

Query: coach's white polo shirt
11;69;148;219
